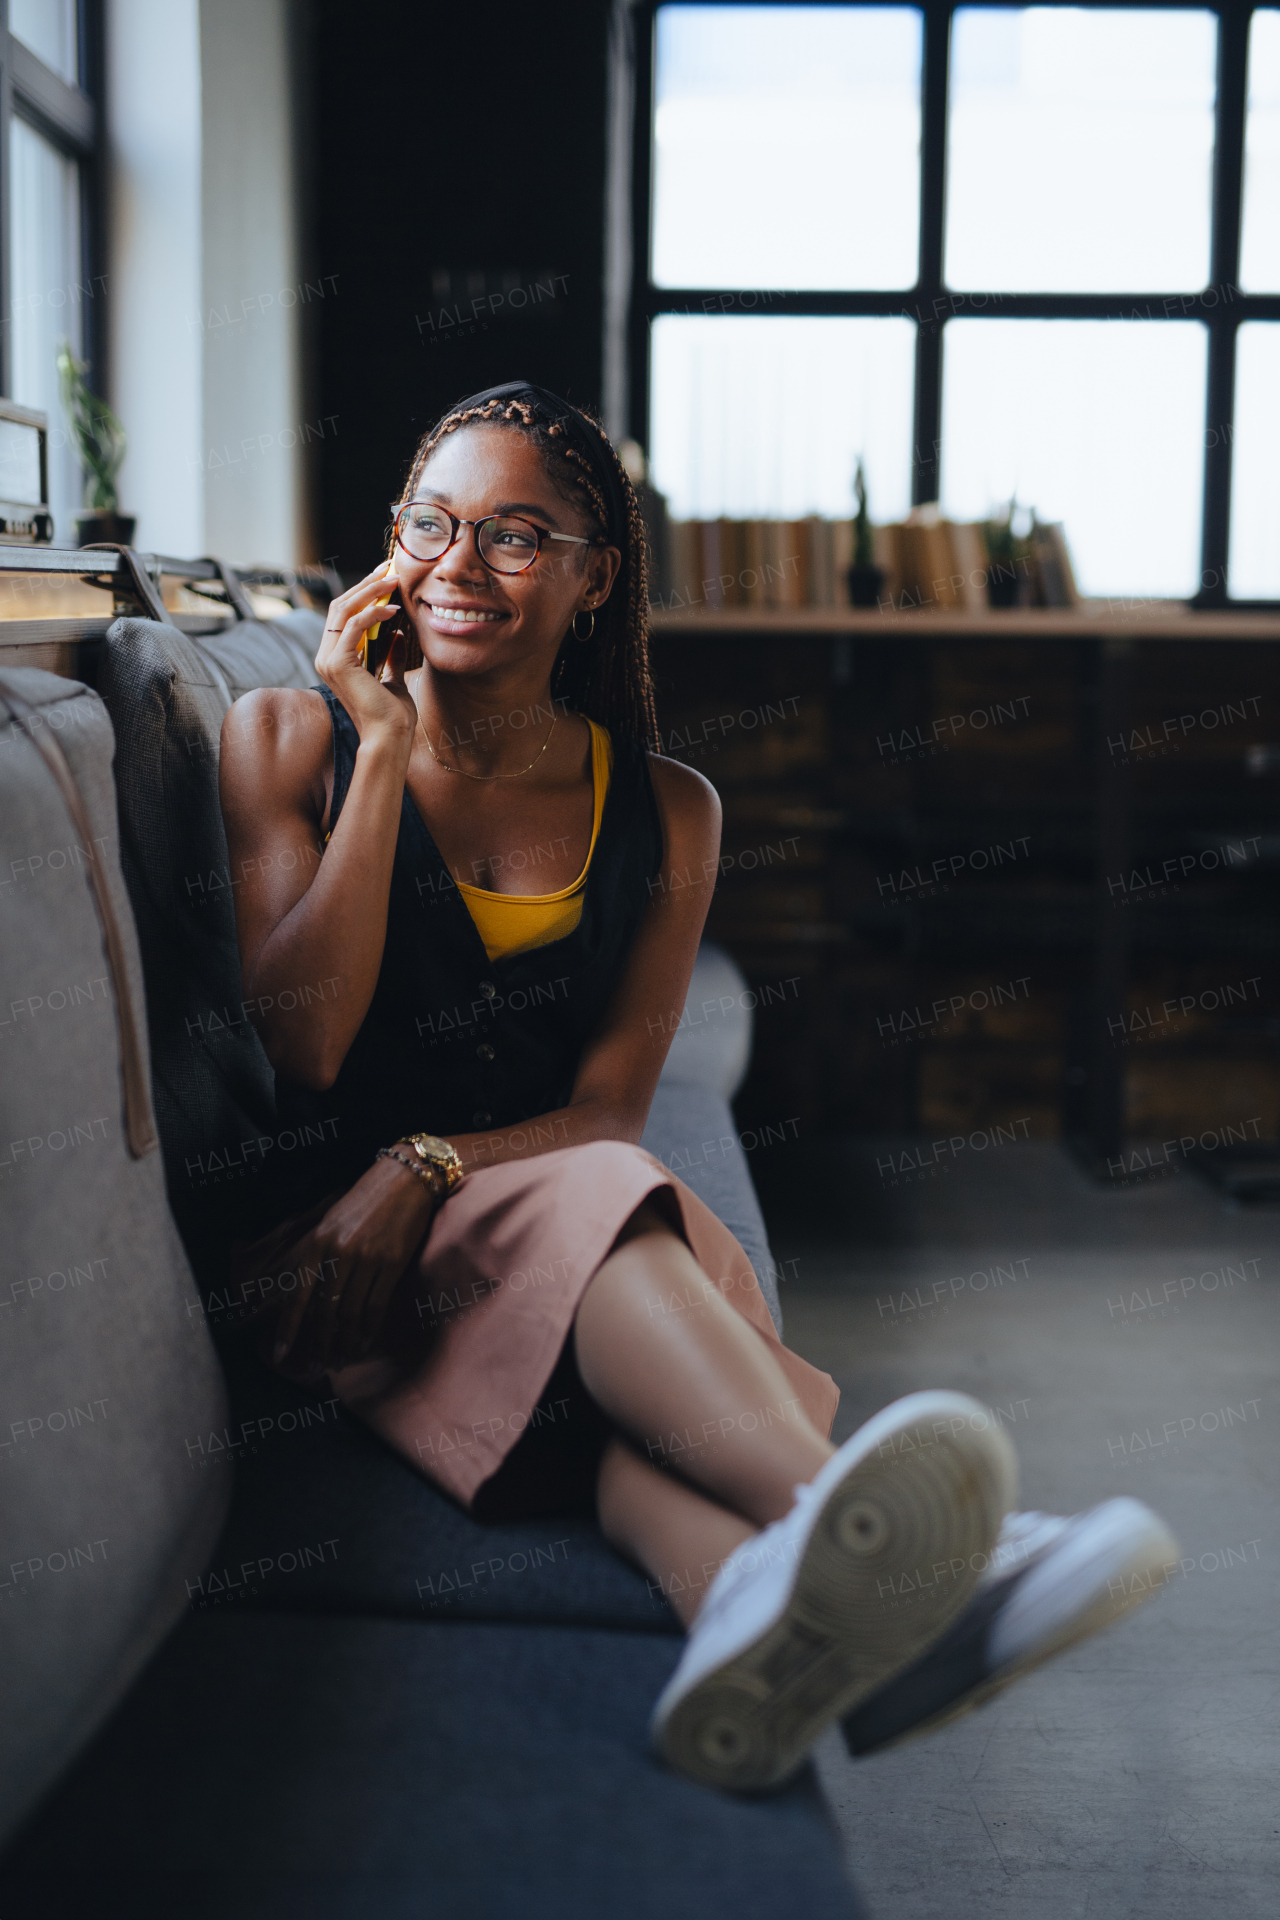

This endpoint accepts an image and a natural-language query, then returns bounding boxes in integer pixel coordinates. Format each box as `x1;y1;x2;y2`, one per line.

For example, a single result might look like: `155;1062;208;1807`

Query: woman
219;382;1171;1792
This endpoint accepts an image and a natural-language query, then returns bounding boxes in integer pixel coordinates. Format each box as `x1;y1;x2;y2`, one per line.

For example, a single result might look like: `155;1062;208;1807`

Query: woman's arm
219;566;419;1088
441;752;723;1171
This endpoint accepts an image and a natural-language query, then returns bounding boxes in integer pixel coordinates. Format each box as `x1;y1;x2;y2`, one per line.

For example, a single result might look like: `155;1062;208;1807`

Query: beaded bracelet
377;1145;443;1198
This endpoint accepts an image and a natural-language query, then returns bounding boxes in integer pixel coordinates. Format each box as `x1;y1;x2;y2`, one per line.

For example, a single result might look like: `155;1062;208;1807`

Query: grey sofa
0;624;860;1917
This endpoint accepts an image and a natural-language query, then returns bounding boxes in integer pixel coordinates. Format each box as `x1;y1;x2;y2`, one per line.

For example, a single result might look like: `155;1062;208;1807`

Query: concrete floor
755;1138;1279;1920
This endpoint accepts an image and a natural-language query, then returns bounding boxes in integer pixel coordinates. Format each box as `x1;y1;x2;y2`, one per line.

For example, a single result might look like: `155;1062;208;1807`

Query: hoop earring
571;608;595;642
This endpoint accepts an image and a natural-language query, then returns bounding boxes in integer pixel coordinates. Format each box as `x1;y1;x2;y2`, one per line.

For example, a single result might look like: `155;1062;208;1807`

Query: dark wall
304;0;611;577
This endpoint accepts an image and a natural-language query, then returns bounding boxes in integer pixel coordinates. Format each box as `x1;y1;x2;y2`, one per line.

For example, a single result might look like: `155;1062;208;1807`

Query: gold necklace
416;699;558;781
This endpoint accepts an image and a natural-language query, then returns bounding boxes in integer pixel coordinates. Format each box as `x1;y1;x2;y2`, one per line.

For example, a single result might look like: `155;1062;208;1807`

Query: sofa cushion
0;667;229;1848
96;617;321;1272
656;938;753;1098
0;1612;864;1920
194;1336;678;1632
189;608;324;700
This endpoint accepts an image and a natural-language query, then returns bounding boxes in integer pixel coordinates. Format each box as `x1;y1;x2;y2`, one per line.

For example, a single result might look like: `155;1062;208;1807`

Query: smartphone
359;576;423;677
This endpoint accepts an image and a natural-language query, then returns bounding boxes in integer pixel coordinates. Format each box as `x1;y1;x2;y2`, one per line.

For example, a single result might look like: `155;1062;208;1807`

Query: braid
395;395;658;749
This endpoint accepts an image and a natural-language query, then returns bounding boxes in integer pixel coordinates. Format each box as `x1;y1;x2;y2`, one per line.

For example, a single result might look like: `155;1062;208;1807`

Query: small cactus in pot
846;458;885;608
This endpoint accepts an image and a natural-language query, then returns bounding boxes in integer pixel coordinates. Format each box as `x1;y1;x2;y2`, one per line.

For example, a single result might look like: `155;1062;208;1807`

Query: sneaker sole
846;1503;1180;1755
654;1390;1017;1792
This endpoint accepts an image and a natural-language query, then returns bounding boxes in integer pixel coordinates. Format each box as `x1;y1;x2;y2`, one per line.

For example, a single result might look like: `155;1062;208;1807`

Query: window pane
9;116;84;542
940;320;1206;598
652;4;921;291
1241;11;1280;291
946;8;1216;292
649;314;916;519
1229;325;1280;598
10;0;78;85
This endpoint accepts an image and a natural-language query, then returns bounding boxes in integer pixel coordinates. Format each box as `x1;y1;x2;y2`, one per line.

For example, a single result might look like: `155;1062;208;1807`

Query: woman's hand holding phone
314;561;418;758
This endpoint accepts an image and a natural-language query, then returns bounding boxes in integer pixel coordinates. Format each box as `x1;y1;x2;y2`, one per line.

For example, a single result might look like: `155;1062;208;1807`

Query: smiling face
393;424;621;685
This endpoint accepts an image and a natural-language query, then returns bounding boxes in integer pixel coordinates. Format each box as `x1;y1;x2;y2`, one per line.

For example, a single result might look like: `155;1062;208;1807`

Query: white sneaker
842;1496;1180;1756
650;1390;1018;1792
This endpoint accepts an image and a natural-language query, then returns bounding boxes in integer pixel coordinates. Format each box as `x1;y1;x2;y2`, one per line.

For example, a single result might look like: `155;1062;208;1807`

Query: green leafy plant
983;495;1030;568
56;341;126;511
852;457;875;568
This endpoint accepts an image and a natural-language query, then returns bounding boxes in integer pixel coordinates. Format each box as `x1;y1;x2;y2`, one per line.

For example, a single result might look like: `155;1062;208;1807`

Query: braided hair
395;388;658;749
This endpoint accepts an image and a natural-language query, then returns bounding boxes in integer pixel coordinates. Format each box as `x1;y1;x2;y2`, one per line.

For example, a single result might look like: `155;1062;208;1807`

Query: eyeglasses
392;501;597;576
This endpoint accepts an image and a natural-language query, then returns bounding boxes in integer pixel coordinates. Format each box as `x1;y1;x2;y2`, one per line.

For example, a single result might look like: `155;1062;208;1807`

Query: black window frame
0;0;105;412
628;0;1280;609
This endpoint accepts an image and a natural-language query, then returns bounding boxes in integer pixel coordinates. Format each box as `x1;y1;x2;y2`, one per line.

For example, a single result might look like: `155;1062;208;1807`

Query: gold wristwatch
398;1132;466;1199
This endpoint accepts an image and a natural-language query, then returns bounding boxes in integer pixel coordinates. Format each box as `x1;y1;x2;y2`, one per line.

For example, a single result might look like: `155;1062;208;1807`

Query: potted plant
983;497;1030;608
56;341;134;547
846;457;885;607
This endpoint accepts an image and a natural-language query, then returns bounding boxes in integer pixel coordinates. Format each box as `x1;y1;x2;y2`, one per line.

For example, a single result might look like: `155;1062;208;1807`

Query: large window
1;0;101;545
633;3;1280;604
651;315;917;517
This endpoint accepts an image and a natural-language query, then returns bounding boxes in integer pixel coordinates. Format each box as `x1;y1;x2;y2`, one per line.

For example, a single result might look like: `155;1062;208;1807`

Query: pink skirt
233;1140;838;1514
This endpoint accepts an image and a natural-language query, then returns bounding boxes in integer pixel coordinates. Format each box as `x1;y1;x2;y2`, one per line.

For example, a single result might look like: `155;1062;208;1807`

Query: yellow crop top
456;718;613;963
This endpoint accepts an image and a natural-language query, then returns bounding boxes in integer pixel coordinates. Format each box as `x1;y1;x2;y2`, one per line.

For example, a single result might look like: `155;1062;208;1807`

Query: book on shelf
948;522;991;613
1029;522;1081;609
661;517;846;612
657;515;1081;615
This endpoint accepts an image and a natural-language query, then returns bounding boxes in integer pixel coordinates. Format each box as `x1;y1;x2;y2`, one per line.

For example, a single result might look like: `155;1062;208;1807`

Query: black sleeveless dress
232;686;838;1518
269;686;665;1220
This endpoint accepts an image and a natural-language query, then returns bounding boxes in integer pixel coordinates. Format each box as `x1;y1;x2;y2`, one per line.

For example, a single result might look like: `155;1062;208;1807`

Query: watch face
407;1135;462;1182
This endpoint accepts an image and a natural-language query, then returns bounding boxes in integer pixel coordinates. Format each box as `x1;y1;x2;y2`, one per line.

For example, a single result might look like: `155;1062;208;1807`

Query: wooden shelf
647;603;1280;1151
651;606;1280;642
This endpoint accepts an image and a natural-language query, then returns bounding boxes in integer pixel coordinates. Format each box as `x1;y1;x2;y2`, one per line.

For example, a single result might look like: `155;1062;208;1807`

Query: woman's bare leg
597;1435;757;1627
573;1200;835;1616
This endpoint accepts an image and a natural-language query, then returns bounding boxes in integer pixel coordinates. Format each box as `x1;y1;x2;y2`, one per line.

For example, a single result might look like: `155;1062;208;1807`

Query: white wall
105;0;303;562
199;0;300;564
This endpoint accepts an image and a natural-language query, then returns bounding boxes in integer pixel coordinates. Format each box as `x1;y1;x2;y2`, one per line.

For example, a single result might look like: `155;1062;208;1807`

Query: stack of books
658;511;1080;613
663;518;852;611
